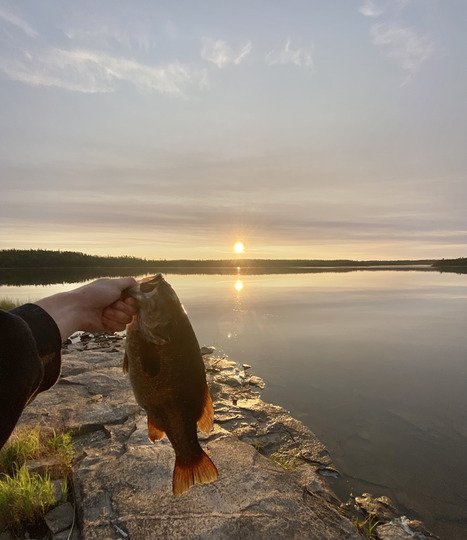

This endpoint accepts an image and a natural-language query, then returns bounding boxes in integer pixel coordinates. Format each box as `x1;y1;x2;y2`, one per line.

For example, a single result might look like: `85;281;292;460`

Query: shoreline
9;333;435;540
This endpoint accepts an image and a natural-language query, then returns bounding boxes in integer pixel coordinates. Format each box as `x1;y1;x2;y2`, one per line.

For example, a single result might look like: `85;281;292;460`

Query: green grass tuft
0;426;75;534
46;430;75;472
270;449;301;472
0;465;55;532
353;514;381;538
0;426;40;476
0;298;21;311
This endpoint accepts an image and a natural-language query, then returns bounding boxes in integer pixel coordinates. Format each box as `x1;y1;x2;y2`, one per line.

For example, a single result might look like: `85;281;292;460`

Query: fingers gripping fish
123;274;218;496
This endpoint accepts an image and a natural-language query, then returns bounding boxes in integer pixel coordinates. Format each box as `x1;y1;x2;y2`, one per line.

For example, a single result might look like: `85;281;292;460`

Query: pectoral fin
139;339;161;377
197;386;214;433
123;352;129;374
148;415;165;443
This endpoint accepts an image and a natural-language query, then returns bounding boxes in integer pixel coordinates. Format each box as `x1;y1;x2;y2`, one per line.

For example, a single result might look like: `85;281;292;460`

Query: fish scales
123;274;218;496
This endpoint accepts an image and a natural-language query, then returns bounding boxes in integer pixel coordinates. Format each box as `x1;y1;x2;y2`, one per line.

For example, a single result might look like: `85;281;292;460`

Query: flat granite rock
14;341;371;539
74;420;361;540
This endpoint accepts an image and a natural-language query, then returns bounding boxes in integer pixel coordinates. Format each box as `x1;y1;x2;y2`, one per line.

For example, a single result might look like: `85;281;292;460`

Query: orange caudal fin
173;450;218;497
197;387;214;433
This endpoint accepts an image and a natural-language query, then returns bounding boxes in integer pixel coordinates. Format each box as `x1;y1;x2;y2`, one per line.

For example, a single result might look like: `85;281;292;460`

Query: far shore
1;249;466;286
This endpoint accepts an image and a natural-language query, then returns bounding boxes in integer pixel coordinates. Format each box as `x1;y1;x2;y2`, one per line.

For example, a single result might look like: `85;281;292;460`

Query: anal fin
173;450;218;497
197;387;214;433
147;415;165;443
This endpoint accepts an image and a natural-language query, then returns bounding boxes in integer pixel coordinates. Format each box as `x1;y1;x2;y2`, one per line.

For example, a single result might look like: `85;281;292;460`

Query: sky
0;0;466;261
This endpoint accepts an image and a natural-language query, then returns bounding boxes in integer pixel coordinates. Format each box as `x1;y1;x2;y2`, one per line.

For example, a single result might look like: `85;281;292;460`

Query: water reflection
1;269;467;538
0;264;452;287
176;271;467;540
222;273;247;342
234;267;244;293
235;279;243;292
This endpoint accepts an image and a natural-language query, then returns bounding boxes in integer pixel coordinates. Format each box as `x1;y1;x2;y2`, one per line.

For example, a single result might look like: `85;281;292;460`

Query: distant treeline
0;249;157;269
432;258;467;268
0;249;438;269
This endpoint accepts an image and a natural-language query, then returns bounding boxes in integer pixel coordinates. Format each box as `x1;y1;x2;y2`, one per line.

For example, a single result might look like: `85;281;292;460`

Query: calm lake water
1;268;467;539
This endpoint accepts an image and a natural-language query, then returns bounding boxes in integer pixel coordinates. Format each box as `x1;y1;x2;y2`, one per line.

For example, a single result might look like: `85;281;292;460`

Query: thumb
115;277;138;292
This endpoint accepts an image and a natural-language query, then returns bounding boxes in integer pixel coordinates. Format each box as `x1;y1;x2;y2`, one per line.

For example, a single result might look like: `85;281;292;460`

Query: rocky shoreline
6;332;436;540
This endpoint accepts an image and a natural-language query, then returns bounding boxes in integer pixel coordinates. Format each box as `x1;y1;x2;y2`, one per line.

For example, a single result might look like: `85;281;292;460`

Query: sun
234;242;244;254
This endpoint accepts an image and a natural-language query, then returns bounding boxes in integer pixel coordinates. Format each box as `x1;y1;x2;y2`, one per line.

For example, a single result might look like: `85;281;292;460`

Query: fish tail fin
173;450;218;497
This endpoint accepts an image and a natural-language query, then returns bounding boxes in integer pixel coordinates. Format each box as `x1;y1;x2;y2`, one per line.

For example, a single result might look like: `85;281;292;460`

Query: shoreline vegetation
0;250;466;287
3;248;466;269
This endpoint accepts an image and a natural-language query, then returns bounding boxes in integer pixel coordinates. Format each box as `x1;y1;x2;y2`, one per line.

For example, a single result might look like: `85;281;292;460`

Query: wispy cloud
201;38;252;68
359;0;384;18
0;8;38;38
265;40;313;69
0;47;205;96
359;1;434;82
359;0;410;19
234;41;253;65
370;24;434;75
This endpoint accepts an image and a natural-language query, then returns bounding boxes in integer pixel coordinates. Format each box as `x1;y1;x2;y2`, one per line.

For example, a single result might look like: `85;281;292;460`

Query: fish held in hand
123;274;218;496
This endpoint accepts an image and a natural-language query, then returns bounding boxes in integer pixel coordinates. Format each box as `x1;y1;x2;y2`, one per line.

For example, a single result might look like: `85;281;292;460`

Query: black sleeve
0;304;62;449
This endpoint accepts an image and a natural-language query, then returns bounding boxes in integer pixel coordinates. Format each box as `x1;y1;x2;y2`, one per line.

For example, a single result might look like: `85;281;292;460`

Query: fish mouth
128;274;181;307
127;273;164;300
140;273;164;293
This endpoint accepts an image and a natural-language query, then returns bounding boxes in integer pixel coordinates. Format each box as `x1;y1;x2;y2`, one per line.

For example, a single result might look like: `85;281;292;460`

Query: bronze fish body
124;274;218;496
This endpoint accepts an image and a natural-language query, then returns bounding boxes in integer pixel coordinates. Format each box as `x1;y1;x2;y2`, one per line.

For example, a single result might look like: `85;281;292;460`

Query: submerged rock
354;493;398;522
376;516;436;540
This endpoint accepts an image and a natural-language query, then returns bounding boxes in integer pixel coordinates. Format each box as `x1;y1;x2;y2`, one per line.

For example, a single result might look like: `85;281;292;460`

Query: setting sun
234;242;244;254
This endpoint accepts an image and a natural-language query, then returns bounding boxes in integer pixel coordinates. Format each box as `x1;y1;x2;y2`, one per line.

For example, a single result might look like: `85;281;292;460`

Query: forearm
0;277;137;449
34;290;86;342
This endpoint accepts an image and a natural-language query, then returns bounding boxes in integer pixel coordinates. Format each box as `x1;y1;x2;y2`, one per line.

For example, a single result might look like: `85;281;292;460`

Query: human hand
35;277;139;341
75;277;139;333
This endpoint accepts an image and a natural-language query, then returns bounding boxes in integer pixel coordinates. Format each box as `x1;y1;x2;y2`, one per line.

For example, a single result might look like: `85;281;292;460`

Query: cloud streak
265;40;313;69
2;191;466;258
0;46;205;96
359;0;384;18
359;0;434;80
201;38;252;68
370;24;434;75
359;0;411;19
0;8;38;38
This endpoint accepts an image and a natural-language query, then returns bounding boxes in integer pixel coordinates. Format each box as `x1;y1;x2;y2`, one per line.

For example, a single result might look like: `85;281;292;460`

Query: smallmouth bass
123;274;218;496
